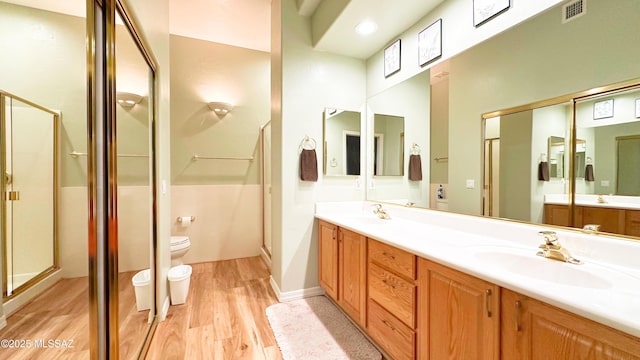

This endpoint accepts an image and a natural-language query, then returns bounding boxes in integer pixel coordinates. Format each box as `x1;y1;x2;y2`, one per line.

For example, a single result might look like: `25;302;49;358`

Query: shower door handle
6;191;19;201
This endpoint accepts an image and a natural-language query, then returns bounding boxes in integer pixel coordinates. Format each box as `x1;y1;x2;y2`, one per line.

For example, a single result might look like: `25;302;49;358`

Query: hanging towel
408;154;422;181
300;149;318;182
538;161;549;181
585;164;595;182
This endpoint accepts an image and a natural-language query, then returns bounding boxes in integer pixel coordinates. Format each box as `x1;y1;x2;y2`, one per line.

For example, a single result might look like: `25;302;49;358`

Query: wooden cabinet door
418;259;500;360
544;204;570;227
318;220;339;300
339;227;367;327
501;289;640;360
582;206;625;234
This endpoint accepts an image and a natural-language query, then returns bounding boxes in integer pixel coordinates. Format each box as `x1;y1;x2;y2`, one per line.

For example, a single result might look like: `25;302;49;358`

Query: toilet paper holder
177;216;196;223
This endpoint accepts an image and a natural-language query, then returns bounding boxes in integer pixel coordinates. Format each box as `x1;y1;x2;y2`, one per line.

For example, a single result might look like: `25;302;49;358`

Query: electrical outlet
600;180;610;187
466;179;475;189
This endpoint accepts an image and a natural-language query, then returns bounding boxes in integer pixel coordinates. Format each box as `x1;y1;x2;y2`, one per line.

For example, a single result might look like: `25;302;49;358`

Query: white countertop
545;194;640;210
315;201;640;338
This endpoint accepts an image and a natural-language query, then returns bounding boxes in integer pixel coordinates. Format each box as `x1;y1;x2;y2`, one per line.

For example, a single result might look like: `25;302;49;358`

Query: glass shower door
2;94;57;297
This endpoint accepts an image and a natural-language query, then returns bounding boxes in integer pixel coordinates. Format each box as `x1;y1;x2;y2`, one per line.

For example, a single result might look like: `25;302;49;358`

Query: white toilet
170;236;191;266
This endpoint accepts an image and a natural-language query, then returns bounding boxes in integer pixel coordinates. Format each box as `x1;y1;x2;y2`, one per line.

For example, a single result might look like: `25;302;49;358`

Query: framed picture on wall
418;19;442;67
636;99;640;118
384;39;401;77
473;0;510;27
593;99;614;120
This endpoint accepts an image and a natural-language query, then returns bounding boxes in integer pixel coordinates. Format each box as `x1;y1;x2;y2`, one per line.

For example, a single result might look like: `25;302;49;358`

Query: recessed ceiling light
355;20;377;36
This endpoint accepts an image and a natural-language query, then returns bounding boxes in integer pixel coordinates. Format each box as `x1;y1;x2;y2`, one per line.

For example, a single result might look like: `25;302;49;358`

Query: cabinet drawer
369;262;416;328
368;299;415;360
369;239;416;280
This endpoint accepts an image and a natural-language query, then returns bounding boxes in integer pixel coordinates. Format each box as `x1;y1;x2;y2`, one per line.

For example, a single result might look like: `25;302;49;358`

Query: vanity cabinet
318;220;367;326
318;220;339;300
338;226;367;327
318;219;640;360
417;258;501;360
544;203;640;236
501;289;640;359
367;239;417;360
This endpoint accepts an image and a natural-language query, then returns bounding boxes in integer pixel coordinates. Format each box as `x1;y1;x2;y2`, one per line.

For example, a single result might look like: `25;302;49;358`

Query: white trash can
168;265;192;305
132;269;151;311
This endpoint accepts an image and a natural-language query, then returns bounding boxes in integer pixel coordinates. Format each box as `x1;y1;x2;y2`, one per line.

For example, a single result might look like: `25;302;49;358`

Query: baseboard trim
260;247;272;269
158;296;170;321
0;315;6;330
269;276;325;302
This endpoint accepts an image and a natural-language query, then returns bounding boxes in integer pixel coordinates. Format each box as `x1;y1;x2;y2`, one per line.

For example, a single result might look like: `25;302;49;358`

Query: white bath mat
265;296;381;360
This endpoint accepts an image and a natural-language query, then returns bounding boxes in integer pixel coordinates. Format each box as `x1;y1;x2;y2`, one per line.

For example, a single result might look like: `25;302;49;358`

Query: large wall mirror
323;108;362;176
365;0;640;241
115;4;157;358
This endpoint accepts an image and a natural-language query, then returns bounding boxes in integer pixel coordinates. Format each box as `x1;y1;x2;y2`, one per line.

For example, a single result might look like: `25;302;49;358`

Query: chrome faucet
536;231;582;264
372;203;391;219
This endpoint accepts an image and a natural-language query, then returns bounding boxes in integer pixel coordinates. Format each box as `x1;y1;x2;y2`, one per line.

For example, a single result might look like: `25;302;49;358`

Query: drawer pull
382;319;395;331
382;279;396;289
515;300;522;332
382;251;396;260
485;289;492;317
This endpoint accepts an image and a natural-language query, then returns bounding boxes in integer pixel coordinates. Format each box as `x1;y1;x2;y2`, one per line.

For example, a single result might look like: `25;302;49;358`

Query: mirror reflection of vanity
362;0;640;241
484;83;640;238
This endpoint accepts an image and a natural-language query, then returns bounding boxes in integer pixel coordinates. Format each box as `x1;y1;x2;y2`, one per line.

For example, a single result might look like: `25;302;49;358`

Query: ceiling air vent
562;0;586;23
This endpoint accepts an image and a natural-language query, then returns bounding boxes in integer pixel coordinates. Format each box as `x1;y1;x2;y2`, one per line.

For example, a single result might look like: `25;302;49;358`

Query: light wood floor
0;270;151;360
145;256;283;360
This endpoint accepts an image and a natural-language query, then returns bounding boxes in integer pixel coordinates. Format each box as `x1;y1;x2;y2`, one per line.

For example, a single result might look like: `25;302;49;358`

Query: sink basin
474;248;612;289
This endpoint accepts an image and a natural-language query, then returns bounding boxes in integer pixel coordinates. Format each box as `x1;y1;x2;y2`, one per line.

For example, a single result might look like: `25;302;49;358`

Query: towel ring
410;143;421;155
300;135;316;151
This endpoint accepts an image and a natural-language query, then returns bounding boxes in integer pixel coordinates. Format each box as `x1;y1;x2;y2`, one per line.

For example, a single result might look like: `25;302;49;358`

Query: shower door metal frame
0;90;59;300
87;0;159;358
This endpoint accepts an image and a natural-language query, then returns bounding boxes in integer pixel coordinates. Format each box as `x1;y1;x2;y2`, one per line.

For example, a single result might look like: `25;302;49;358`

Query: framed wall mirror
115;4;157;358
323;108;362;176
483;80;640;239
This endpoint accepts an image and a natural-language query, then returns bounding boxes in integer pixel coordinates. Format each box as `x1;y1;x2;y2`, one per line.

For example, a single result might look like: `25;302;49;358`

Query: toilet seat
170;236;191;251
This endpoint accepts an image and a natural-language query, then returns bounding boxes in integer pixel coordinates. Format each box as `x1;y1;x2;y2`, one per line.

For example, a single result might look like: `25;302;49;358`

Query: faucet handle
372;203;383;210
538;231;559;247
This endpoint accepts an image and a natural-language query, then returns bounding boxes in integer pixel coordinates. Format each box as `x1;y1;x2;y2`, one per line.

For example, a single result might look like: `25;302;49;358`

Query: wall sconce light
208;101;234;116
116;92;143;108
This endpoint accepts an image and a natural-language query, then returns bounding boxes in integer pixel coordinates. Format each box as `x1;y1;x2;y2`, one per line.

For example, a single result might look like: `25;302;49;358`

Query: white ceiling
310;0;446;59
2;0;445;59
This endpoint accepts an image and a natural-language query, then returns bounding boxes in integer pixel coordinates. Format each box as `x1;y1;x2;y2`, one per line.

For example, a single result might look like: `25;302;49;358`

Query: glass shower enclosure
1;90;58;298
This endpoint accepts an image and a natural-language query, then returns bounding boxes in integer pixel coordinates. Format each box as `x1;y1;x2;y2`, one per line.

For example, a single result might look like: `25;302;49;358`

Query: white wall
271;0;367;296
171;185;262;263
365;0;563;97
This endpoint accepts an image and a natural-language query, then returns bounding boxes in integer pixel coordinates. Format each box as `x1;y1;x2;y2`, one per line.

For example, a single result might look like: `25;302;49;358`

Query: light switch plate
466;179;475;189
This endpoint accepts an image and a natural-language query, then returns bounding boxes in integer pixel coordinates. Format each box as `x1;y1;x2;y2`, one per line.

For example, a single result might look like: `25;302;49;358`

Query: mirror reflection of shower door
3;95;56;297
261;122;272;257
484;139;500;217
